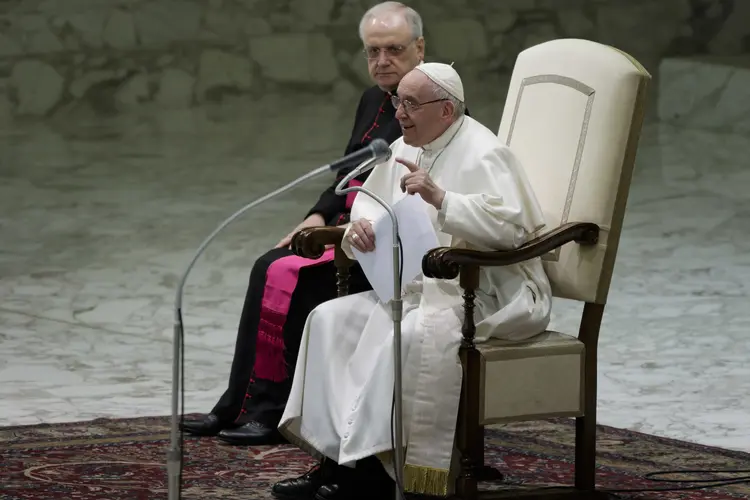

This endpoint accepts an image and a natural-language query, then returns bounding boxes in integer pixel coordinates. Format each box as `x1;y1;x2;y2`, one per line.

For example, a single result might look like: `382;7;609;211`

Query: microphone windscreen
370;138;391;158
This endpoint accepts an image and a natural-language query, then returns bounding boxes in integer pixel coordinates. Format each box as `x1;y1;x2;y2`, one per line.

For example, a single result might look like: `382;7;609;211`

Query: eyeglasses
390;95;447;114
363;43;410;60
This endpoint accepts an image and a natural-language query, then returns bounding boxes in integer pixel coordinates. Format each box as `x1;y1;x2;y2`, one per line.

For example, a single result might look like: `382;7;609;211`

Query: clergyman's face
394;71;454;147
361;14;424;91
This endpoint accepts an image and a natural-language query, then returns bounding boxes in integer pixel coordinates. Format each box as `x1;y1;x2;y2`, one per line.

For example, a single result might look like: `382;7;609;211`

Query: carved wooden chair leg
333;245;352;298
455;349;481;500
455;266;482;500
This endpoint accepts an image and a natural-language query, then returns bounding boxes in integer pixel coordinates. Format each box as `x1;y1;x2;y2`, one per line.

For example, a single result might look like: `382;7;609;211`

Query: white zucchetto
414;62;464;102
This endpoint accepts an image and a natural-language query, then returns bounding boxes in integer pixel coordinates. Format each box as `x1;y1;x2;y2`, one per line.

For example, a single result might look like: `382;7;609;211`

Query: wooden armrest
422;222;600;280
291;226;346;259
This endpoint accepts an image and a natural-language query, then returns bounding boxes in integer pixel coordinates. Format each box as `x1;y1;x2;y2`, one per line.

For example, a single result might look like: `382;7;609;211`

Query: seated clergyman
271;63;553;500
179;1;428;446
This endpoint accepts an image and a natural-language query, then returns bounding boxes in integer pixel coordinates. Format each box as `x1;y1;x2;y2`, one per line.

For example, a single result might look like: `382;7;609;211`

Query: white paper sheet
352;194;440;303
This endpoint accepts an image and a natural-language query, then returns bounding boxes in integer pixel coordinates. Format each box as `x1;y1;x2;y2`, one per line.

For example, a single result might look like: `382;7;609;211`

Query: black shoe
315;481;394;500
217;420;287;446
272;462;329;500
314;458;394;500
313;483;341;500
179;413;225;436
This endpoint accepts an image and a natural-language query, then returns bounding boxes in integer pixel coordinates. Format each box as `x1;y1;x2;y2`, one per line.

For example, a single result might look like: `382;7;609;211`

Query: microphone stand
335;162;405;500
167;163;338;500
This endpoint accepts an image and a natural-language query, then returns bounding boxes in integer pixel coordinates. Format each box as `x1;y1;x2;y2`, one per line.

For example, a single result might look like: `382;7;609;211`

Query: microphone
166;140;390;500
353;147;392;176
333;167;407;500
333;142;392;197
328;138;391;172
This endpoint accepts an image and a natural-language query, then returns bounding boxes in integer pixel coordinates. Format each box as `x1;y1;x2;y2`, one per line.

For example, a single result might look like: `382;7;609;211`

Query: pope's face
360;14;424;91
394;71;454;147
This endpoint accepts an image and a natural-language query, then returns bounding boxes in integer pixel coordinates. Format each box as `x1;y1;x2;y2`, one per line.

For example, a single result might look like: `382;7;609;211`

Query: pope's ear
443;101;455;119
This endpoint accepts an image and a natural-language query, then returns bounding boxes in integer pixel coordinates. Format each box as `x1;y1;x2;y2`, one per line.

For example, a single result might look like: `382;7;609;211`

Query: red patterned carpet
1;416;749;499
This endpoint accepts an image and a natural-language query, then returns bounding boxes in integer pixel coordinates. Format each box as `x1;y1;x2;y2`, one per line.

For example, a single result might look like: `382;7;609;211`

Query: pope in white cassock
271;63;553;500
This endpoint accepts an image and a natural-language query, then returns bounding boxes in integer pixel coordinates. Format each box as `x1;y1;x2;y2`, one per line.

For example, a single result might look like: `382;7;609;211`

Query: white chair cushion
477;331;584;424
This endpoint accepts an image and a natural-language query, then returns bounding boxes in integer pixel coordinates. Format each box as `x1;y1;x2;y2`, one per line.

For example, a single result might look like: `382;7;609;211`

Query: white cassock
279;115;553;496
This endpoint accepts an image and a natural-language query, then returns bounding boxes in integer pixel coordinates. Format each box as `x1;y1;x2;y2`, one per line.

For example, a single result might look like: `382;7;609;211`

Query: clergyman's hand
347;218;375;253
395;158;446;209
276;213;326;249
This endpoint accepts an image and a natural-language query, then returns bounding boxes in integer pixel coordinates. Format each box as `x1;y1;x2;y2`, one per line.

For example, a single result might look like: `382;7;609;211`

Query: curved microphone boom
167;139;393;500
328;138;391;173
335;156;406;500
343;146;393;178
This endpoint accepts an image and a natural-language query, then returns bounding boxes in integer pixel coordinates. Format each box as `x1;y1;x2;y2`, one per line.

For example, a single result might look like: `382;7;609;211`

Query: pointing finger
395;158;420;172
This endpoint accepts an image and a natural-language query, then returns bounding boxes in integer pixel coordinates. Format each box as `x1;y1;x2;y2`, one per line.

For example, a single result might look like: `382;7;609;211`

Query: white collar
421;115;465;152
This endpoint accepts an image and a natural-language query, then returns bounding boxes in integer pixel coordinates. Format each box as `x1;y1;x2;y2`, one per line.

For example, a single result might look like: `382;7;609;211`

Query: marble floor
0;102;749;454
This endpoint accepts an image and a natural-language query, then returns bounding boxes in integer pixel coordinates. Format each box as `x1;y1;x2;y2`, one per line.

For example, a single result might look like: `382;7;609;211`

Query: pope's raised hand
395;158;446;209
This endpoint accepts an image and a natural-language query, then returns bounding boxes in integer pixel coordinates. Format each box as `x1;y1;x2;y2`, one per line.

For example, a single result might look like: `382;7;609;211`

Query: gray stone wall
0;0;748;127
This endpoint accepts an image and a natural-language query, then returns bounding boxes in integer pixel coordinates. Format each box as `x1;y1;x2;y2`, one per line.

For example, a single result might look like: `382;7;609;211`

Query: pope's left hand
395;158;446;209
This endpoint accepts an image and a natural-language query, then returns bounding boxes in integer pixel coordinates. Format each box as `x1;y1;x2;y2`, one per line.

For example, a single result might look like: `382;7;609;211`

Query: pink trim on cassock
253;248;336;381
253;178;364;382
345;179;364;210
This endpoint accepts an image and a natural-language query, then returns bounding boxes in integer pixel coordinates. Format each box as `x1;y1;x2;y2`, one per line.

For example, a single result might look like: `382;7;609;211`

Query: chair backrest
497;39;651;304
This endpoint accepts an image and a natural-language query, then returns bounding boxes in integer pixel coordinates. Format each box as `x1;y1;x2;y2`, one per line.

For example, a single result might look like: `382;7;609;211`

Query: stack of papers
351;194;440;303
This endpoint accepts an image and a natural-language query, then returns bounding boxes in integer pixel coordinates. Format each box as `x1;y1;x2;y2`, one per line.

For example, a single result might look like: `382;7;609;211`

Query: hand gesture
347;218;375;253
395;158;446;209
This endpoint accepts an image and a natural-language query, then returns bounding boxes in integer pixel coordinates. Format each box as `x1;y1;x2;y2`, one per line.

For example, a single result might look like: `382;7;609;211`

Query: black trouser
210;246;371;427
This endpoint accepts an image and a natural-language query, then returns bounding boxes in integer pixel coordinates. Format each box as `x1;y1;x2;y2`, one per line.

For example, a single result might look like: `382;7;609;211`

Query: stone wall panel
196;49;254;102
0;0;746;122
428;19;488;62
9;59;65;115
203;1;251;44
709;0;750;55
156;68;195;107
103;9;137;50
114;72;151;109
133;1;202;46
62;10;107;48
249;33;339;84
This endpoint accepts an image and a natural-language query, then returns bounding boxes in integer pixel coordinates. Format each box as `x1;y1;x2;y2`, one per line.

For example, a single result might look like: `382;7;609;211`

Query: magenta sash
252;178;363;382
253;248;336;381
345;179;364;210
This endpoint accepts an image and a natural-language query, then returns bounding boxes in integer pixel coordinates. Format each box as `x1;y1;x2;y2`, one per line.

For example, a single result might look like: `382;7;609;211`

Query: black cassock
210;86;403;428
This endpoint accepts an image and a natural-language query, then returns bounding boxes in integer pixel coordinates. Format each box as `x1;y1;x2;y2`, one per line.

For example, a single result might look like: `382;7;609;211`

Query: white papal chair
292;38;651;499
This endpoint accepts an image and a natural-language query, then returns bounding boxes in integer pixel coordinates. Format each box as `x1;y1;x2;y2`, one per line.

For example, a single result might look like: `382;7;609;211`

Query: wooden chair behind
292;38;651;500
